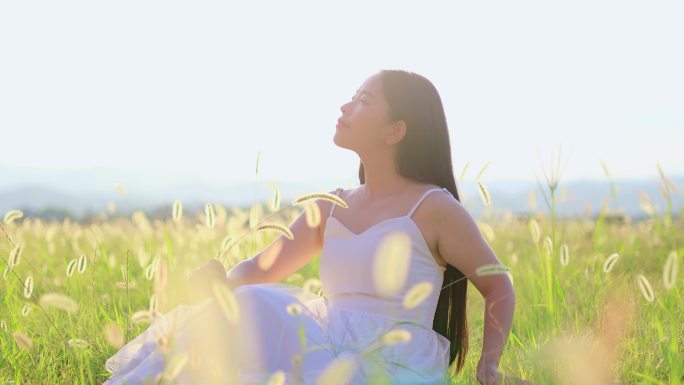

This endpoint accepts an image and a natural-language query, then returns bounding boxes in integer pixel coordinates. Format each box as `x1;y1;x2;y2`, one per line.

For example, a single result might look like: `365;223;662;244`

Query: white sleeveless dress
103;187;453;385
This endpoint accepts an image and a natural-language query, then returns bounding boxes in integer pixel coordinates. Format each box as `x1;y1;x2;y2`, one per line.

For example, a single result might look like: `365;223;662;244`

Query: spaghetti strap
407;187;449;218
329;187;343;216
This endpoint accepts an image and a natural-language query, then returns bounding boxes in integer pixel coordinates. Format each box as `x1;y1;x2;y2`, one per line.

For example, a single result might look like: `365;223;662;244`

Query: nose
340;100;351;115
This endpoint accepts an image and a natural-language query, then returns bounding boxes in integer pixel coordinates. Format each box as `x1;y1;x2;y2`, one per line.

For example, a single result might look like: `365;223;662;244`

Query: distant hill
0;166;681;220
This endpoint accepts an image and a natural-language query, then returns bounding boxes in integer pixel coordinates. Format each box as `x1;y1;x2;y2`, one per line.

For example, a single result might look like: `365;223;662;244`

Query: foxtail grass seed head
39;293;79;314
120;264;128;281
403;282;434;309
292;192;349;209
304;201;321;228
639;192;656;215
103;323;124;348
77;254;87;274
560;244;570;266
529;219;541;243
303;278;322;295
149;294;158;314
381;329;412;346
66;258;78;277
4;210;24;224
663;250;678;290
22;303;32;317
476;161;491;180
255;223;294;240
68;338;89;349
373;231;411;296
476;264;511;277
205;203;216;228
603;253;620;273
3;266;9;280
9;243;23;267
255;150;260;173
458;162;470;181
477;221;495;242
131;310;153;324
212;281;240;324
636;274;655;302
286;303;304;316
543;236;553;259
315;354;358;385
23;274;33;299
508;272;514;285
267;371;286;385
114;183;127;195
271;188;281;212
220;235;234;252
656;163;677;192
13;332;32;349
145;262;156;281
477;180;492;207
172;200;183;222
0;320;6;331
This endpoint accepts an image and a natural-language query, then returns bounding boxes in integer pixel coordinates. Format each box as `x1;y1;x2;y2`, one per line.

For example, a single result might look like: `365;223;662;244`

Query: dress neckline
326;214;410;237
324;215;447;271
327;187;446;235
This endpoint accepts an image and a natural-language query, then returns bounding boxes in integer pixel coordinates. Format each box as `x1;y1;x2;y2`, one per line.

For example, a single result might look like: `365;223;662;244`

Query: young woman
103;70;534;385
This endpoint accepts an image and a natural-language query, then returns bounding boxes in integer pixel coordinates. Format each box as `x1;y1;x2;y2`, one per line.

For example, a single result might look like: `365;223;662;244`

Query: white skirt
103;283;451;385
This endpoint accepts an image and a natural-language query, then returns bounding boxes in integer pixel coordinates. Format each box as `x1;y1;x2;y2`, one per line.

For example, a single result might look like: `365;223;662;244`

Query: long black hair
358;69;469;374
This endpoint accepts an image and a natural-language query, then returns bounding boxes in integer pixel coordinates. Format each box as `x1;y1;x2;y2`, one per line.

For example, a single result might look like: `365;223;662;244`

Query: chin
332;135;352;151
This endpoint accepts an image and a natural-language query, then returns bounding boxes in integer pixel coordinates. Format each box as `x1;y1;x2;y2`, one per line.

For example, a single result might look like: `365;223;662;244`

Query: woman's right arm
225;190;337;288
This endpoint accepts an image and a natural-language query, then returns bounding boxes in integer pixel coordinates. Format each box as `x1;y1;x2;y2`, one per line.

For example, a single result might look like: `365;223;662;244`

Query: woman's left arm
477;279;516;383
434;195;531;385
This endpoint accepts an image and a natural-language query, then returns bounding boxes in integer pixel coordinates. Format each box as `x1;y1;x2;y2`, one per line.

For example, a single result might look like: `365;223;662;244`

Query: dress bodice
319;186;452;329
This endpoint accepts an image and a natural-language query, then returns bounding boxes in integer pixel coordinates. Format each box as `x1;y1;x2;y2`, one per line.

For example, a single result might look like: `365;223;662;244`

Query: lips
337;118;349;129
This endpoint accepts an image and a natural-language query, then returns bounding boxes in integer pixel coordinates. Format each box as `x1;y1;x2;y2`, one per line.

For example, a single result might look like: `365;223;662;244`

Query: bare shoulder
427;187;469;225
431;188;512;297
415;186;468;235
416;185;460;220
426;189;480;252
312;187;349;238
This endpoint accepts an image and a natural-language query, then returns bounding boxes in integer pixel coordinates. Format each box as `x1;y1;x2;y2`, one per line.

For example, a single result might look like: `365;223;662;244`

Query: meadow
0;169;681;385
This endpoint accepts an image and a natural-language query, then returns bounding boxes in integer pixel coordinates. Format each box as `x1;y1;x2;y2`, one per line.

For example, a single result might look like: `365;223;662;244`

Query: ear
385;120;407;145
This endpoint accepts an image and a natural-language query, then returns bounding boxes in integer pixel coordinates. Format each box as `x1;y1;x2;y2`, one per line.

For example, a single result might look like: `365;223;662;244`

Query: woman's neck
358;158;418;200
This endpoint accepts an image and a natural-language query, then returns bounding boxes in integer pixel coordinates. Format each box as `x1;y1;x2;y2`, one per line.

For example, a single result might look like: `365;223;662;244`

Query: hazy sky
1;0;682;186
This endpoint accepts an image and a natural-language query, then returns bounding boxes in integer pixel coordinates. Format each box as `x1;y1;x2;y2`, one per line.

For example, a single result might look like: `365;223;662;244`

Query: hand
186;259;229;304
476;361;534;385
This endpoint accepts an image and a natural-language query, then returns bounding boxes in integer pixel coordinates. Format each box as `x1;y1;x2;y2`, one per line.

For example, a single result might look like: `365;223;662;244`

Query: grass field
0;172;682;385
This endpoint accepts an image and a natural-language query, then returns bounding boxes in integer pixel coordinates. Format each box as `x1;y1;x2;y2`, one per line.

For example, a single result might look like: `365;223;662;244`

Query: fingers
482;373;503;385
502;374;526;385
477;367;504;385
477;370;531;385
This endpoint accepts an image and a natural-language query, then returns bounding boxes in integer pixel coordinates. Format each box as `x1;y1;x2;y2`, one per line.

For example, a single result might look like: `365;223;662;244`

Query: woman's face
335;72;397;151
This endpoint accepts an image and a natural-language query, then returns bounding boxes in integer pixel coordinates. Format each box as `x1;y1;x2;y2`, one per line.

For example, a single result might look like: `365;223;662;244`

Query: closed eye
351;95;368;104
